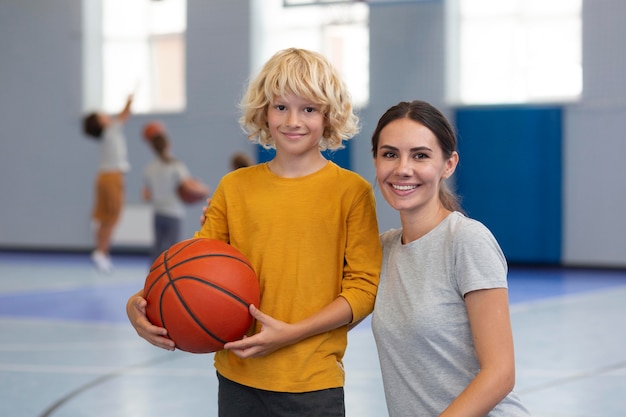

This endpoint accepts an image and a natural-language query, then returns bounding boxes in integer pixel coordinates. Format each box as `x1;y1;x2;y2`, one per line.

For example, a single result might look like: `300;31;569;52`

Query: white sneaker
91;250;113;273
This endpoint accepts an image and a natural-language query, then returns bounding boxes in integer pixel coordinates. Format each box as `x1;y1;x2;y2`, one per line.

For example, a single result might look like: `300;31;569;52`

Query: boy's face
267;93;326;158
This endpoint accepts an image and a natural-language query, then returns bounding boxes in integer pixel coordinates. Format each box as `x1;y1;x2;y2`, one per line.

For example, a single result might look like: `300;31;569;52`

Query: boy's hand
199;197;211;226
224;305;296;358
118;93;134;122
127;293;176;351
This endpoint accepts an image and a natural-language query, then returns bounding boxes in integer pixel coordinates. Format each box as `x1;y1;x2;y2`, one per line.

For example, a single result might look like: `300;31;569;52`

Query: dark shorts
151;214;182;262
217;372;345;417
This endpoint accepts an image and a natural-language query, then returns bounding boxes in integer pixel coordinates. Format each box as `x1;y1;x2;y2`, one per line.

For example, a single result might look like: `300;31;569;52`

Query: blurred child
82;94;133;273
127;48;381;416
142;127;209;262
230;151;253;170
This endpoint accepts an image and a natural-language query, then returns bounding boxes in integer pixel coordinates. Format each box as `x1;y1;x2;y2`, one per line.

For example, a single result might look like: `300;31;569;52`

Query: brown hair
148;133;174;163
83;113;103;139
230;152;253;170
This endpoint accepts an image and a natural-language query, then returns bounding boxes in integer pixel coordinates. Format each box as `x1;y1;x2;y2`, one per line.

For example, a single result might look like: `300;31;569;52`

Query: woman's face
374;117;457;215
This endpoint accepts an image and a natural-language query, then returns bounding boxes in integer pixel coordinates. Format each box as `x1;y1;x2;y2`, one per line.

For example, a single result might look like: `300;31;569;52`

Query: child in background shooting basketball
82;94;133;273
370;100;531;416
127;48;382;416
142;124;210;263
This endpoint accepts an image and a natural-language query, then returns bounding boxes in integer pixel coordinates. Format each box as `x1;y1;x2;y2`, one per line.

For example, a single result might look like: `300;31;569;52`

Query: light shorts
92;171;124;224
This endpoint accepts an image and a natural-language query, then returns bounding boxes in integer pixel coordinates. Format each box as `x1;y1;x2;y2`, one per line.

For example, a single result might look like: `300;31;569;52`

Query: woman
370;100;531;417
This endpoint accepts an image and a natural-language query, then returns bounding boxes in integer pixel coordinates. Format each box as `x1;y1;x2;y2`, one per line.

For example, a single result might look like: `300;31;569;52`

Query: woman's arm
439;287;516;417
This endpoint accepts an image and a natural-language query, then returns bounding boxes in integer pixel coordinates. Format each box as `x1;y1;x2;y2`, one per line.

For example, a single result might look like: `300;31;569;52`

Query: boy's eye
304;107;315;113
275;105;286;111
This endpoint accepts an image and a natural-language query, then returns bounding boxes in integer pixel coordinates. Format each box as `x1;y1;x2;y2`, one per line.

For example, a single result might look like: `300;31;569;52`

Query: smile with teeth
282;131;304;138
392;184;417;191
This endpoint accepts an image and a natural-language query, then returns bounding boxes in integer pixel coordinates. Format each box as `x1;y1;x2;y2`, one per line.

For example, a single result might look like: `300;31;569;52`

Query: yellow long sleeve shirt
194;161;381;393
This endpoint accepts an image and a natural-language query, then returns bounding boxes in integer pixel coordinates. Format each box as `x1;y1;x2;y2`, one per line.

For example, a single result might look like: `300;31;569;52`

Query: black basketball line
145;251;255;299
148;239;200;273
159;277;227;345
168;275;252;309
160;275;253;345
154;247;256;348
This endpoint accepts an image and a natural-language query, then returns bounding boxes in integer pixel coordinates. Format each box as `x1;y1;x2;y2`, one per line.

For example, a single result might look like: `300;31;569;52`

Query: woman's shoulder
447;211;492;237
446;212;503;255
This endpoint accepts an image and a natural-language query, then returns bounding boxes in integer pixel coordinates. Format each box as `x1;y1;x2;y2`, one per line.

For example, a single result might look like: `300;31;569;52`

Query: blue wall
257;142;352;170
454;106;562;264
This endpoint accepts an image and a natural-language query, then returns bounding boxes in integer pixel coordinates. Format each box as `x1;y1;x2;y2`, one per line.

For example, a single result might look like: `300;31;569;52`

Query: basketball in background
177;177;211;204
144;238;260;353
143;121;165;141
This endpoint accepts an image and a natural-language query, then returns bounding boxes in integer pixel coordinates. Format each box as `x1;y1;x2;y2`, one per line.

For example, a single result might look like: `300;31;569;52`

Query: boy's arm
117;94;133;123
126;289;176;351
142;185;151;202
226;184;381;358
338;186;382;323
224;297;353;359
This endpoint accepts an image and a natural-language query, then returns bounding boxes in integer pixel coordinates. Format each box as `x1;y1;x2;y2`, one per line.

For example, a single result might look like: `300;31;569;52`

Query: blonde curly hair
239;48;360;151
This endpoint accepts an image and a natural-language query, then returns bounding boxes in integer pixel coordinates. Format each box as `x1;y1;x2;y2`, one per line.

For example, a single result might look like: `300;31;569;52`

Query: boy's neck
267;153;328;178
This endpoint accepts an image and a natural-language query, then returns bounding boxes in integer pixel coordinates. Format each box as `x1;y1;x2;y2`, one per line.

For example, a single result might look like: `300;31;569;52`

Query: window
446;0;582;105
251;0;369;108
83;0;186;114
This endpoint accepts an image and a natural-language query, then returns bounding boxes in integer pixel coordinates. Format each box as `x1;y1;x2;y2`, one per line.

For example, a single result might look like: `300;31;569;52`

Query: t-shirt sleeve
193;178;229;243
454;220;508;296
338;184;382;323
176;161;191;184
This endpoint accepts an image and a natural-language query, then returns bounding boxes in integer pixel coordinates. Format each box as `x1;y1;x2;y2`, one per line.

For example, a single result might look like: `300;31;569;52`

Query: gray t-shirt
143;158;190;218
372;211;530;416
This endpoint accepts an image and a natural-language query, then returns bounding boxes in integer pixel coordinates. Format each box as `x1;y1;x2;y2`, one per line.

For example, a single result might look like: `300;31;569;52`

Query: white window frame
82;0;187;114
251;0;369;108
446;0;582;105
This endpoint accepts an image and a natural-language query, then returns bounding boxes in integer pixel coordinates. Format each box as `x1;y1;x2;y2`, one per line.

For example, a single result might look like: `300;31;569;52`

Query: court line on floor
0;340;143;352
509;284;626;313
36;353;183;417
0;360;214;376
517;361;626;395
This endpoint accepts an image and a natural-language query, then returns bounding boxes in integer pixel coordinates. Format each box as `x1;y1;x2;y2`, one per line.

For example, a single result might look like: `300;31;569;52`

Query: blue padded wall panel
454;106;562;264
256;141;352;170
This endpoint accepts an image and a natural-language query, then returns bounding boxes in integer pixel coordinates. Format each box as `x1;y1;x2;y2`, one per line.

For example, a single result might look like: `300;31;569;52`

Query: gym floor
1;251;625;417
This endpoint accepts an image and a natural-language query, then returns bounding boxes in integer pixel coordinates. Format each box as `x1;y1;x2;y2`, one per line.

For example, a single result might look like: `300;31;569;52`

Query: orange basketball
144;238;260;353
177;178;210;204
143;121;165;141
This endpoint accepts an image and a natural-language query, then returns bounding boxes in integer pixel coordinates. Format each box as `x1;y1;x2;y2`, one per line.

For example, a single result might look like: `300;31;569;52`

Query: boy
82;94;133;273
127;49;381;416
